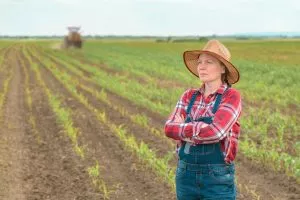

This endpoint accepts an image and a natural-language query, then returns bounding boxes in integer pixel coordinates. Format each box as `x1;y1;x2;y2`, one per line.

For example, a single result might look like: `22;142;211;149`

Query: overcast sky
1;0;300;36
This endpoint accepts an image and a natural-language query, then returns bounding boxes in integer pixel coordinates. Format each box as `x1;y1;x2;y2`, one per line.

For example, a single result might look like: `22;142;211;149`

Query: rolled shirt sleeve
164;89;191;140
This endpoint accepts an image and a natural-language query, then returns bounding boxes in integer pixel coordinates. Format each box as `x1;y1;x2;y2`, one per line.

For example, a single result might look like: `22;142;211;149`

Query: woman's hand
192;123;210;140
202;123;209;128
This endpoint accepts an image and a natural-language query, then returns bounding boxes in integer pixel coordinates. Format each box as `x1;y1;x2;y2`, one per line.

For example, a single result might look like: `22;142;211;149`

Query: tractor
63;26;82;48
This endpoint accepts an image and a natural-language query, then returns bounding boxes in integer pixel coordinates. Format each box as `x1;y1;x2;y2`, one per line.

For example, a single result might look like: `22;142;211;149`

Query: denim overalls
176;88;236;200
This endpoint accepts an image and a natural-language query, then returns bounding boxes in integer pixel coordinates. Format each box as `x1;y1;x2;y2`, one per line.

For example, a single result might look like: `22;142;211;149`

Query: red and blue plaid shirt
164;83;242;163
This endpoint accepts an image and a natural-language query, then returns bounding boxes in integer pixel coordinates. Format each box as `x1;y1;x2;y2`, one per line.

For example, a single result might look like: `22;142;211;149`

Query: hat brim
183;50;240;84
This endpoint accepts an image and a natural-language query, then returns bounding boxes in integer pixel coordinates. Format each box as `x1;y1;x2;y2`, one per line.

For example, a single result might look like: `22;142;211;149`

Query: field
0;39;299;200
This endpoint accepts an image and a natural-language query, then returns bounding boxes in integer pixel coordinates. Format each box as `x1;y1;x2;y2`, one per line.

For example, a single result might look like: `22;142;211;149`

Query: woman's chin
199;78;209;83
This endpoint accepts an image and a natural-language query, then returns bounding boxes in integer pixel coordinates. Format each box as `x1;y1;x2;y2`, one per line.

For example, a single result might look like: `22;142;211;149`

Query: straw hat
183;39;240;84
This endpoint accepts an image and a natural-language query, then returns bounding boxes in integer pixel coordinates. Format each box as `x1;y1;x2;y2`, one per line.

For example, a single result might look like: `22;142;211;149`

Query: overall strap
212;85;231;114
185;91;200;123
183;90;200;153
212;93;222;114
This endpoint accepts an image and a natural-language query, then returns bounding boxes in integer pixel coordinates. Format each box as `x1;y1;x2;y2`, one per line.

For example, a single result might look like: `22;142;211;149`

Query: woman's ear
221;64;226;74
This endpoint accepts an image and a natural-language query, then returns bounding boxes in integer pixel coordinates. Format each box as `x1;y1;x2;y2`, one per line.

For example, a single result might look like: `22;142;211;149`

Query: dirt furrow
235;156;300;200
0;50;12;94
20;49;102;200
36;49;176;125
31;51;175;199
0;49;27;200
30;51;174;158
63;50;184;88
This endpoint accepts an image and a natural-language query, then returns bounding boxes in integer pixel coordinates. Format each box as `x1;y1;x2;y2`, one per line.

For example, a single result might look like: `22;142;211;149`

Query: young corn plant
88;161;111;199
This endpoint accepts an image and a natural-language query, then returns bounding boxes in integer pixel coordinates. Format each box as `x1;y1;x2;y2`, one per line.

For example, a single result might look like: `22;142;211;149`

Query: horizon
2;31;300;38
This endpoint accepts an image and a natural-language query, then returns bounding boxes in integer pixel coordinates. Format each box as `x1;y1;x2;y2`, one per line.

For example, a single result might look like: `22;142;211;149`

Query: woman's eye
197;60;213;64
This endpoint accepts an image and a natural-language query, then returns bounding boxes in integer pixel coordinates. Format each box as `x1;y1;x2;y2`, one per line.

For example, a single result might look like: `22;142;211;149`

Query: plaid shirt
164;83;242;163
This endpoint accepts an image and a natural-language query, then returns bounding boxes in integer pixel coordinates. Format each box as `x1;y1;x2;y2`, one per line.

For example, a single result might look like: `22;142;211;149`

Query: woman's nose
197;63;207;70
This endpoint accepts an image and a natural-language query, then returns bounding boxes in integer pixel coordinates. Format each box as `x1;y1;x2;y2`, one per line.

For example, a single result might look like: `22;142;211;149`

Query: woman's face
197;53;225;83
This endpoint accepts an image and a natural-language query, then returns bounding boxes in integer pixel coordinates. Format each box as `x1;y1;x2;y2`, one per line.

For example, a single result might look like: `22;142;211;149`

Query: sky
1;0;300;36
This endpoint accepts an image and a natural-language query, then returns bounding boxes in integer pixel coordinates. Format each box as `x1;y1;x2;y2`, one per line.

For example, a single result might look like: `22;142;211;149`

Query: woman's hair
221;63;230;85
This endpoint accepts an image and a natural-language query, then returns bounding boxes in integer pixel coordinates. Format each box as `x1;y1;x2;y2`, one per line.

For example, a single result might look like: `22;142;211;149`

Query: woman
165;39;242;200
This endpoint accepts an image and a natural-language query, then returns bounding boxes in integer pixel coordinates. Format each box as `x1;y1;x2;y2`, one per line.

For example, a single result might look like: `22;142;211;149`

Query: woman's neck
203;80;223;97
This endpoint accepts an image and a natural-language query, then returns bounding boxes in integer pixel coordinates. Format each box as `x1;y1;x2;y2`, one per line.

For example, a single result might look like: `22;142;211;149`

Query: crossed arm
164;89;241;144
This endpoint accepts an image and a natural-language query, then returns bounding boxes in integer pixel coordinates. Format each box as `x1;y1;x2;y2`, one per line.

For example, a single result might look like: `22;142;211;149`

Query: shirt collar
198;83;229;95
